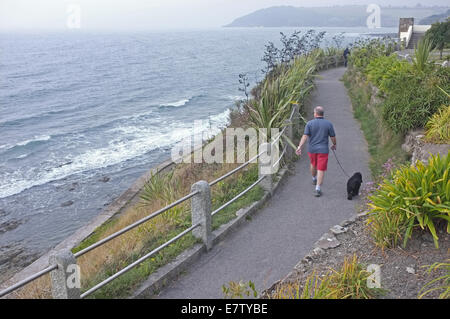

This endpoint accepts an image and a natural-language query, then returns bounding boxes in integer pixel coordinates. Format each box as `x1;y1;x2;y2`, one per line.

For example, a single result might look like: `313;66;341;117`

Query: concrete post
191;181;212;251
258;142;273;194
284;119;294;161
49;250;80;299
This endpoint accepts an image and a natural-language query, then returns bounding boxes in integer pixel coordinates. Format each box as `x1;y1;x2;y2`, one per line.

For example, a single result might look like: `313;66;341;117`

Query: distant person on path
296;106;337;197
343;47;350;67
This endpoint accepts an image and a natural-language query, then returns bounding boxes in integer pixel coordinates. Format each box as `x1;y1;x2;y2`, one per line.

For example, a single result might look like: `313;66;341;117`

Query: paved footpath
155;67;372;299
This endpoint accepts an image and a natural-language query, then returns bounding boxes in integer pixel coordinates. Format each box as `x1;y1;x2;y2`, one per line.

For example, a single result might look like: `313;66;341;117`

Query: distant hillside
419;9;450;24
225;5;449;28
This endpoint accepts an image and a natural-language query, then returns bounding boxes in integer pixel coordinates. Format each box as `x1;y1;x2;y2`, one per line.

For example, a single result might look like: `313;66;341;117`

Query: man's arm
329;123;337;151
330;136;337;151
296;134;309;156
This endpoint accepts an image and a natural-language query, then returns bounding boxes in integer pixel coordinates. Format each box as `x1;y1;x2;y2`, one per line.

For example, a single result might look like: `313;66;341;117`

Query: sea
0;27;396;282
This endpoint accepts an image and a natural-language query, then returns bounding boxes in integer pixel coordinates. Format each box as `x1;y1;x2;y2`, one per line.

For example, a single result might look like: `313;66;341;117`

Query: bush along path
153;66;372;298
265;155;449;299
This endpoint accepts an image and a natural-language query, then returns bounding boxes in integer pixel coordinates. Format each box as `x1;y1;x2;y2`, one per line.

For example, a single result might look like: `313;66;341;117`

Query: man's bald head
314;106;325;117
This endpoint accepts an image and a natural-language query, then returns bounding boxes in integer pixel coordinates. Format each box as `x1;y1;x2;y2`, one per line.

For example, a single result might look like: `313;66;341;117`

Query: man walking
296;106;337;197
343;47;350;67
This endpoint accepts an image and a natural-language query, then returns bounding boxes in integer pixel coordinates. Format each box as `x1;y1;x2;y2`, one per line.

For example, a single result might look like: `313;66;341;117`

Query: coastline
0;120;223;290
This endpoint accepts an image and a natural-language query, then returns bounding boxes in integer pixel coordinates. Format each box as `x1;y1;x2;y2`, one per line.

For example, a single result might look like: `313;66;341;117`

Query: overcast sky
1;0;448;31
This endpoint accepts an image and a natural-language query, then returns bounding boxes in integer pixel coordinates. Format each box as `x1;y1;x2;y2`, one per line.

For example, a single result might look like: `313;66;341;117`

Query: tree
425;18;450;59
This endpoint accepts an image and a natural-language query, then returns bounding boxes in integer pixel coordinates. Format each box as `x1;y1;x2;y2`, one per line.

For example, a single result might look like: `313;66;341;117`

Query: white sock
312;176;317;181
316;185;321;191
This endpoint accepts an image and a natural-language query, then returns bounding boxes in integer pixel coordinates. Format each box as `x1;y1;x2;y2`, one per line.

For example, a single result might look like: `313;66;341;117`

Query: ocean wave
16;135;51;147
227;95;246;101
159;98;190;108
13;154;30;160
0;109;231;199
0;135;51;152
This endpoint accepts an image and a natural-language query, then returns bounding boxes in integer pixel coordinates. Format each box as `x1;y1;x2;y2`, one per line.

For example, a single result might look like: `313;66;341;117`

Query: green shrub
349;38;397;72
425;105;450;144
368;153;450;249
380;66;450;134
412;37;433;73
222;281;258;299
365;55;404;88
272;255;381;299
247;53;317;139
425;19;450;59
350;38;450;135
419;259;450;299
140;170;181;205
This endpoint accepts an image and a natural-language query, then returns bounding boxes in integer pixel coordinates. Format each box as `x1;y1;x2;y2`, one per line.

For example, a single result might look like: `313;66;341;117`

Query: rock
57;161;73;168
340;219;353;227
0;209;7;217
313;247;325;256
0;220;21;234
61;200;74;207
315;233;340;250
406;267;415;274
402;130;450;165
348;215;357;223
330;225;348;235
99;176;110;183
421;233;435;244
357;212;368;218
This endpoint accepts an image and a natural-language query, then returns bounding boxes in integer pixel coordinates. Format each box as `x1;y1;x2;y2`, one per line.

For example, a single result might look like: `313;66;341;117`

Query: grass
343;70;409;177
85;162;264;298
419;259;450;299
424;105;450;144
271;255;382;299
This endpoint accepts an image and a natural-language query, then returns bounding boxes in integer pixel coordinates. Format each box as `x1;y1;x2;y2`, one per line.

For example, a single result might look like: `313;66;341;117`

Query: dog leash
332;148;351;178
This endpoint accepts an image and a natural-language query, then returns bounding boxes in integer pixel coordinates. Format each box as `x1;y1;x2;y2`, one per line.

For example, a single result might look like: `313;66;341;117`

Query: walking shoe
312;179;317;185
314;189;322;197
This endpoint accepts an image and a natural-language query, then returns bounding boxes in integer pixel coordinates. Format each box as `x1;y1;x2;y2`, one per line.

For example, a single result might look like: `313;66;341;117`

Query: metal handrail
0;264;57;298
211;176;266;217
209;152;260;187
73;189;200;258
80;222;201;298
272;143;289;169
271;126;287;145
289;104;297;120
0;81;303;299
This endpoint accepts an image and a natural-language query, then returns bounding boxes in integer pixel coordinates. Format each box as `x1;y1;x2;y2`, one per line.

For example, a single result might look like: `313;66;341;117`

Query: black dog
347;172;363;200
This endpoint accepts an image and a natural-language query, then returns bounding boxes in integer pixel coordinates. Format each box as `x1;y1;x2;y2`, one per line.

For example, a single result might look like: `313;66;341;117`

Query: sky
1;0;449;31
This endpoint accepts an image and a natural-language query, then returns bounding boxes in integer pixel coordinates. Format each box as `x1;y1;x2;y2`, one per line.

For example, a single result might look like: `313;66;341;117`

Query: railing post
49;250;80;299
335;56;338;67
191;181;212;251
284;119;294;161
258;142;273;194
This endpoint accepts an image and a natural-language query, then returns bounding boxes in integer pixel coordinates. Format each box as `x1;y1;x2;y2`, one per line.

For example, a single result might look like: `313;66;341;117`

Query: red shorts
308;153;329;171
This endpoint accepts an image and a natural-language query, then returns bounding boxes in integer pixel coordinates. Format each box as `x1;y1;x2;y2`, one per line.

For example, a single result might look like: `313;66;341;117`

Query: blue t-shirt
304;117;336;154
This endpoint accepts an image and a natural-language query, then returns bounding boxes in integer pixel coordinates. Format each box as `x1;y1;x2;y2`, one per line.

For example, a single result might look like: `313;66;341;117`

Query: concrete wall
398;17;414;36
